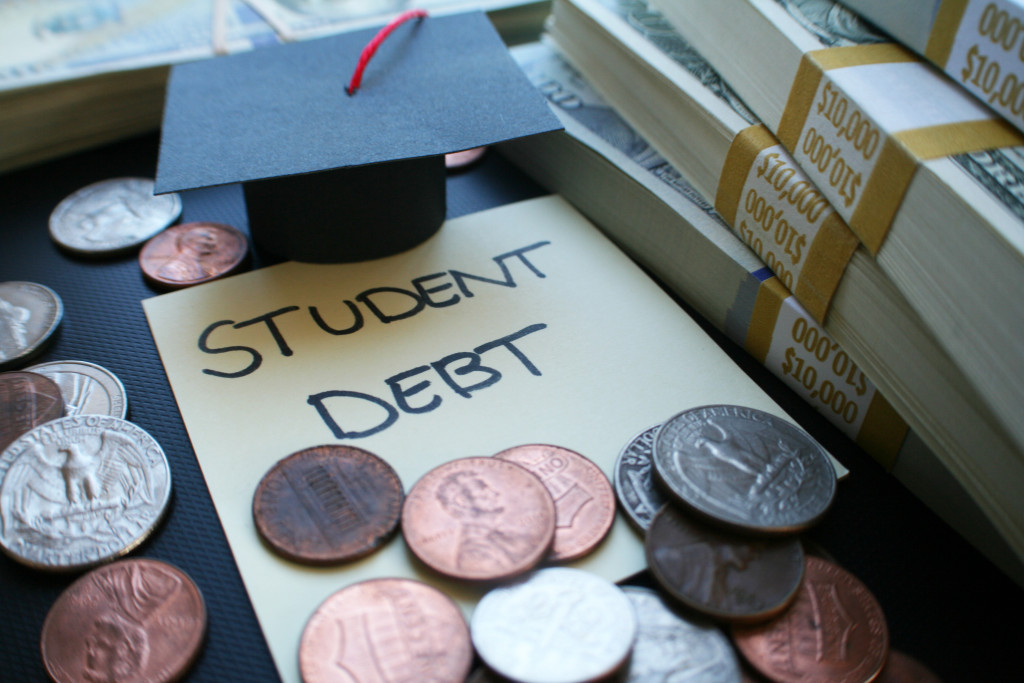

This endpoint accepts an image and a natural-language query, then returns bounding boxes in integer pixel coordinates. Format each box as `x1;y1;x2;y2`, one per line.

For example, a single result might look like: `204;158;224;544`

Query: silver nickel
471;567;637;683
27;360;128;419
622;586;742;683
614;423;667;531
0;414;171;571
653;405;835;534
0;281;63;370
49;177;181;254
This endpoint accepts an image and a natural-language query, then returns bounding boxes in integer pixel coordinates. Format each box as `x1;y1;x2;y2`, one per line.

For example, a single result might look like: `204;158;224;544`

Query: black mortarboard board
154;11;562;263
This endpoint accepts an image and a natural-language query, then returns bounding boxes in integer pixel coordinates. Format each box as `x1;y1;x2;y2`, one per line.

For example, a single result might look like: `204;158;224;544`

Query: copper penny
252;445;403;565
40;558;206;683
732;556;889;683
875;650;943;683
139;221;248;288
401;456;556;582
445;146;488;171
493;443;615;562
646;504;804;624
0;371;64;453
299;577;472;683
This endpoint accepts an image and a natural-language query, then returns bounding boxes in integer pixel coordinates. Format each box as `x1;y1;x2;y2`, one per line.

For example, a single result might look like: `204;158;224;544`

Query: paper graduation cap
154;11;562;263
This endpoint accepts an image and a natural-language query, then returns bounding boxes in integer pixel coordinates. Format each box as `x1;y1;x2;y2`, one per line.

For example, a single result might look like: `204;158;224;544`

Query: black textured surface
2;131;1023;682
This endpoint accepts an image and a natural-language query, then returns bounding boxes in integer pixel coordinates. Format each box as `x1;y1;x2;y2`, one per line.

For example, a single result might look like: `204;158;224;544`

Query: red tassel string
346;9;429;95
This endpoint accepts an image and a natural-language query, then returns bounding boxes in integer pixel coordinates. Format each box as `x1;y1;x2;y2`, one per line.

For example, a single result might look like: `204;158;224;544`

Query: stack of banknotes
0;0;548;172
498;0;1024;586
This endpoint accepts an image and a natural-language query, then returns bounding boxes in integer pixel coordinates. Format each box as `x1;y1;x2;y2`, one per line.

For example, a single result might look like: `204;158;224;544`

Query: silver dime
0;414;171;571
0;281;63;370
49;177;181;254
471;567;637;683
27;360;128;419
652;405;835;534
622;586;742;682
614;423;667;531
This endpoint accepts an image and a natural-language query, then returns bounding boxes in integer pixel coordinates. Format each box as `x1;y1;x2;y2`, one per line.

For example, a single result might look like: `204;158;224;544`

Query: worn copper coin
139;221;248;288
401;456;556;581
471;567;638;683
445;146;488;171
653;405;836;534
0;414;172;571
0;281;63;370
732;556;889;683
40;558;206;683
493;443;615;562
300;577;472;683
252;444;403;565
613;423;668;531
646;504;804;623
622;585;742;682
876;650;943;682
0;371;64;453
27;360;128;420
49;177;181;254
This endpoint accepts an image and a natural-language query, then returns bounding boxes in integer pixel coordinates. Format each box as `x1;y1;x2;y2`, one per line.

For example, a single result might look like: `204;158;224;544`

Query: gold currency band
925;0;971;68
744;278;908;469
778;43;1023;254
717;124;859;323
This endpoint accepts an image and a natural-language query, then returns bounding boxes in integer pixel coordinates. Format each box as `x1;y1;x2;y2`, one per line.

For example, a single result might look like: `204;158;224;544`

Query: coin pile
48;177;249;289
609;404;930;682
0;361;203;680
290;443;625;681
3;181;214;678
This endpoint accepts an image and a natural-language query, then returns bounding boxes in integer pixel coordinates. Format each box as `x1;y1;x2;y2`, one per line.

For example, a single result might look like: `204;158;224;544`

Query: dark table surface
2;131;1022;682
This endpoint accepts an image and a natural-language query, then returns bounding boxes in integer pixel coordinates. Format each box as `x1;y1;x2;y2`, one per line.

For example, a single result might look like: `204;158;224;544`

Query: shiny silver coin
49;177;181;254
471;567;637;683
621;586;742;682
652;405;835;534
0;281;63;370
27;360;128;419
0;414;171;571
614;423;667;531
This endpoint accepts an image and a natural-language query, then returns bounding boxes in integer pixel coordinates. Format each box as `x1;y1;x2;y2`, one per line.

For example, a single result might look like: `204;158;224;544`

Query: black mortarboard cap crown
154;11;562;263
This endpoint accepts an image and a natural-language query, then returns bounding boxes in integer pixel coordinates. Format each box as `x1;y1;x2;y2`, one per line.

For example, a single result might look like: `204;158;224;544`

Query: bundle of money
504;0;1024;583
837;0;1024;138
658;0;1024;484
0;0;549;173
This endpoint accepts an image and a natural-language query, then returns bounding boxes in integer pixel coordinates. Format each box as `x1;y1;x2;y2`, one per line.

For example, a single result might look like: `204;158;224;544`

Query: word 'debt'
193;241;555;439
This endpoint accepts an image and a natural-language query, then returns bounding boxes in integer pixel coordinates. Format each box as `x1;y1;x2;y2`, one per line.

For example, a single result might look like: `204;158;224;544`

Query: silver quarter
0;281;63;370
622;586;742;682
49;177;181;254
652;405;835;534
0;414;171;571
613;423;667;531
471;567;637;683
27;360;128;419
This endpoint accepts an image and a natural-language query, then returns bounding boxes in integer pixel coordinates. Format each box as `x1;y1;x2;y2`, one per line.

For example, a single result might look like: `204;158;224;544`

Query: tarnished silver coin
0;414;171;571
614;423;668;531
0;281;63;370
27;360;128;419
653;405;835;534
49;178;181;254
471;567;637;683
622;586;742;682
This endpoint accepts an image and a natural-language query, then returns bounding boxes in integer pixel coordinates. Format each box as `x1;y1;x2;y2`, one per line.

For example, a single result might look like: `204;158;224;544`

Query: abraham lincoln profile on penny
435;470;538;573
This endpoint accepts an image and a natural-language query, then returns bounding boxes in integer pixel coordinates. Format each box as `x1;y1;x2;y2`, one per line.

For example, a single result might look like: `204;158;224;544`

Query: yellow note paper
143;195;796;682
